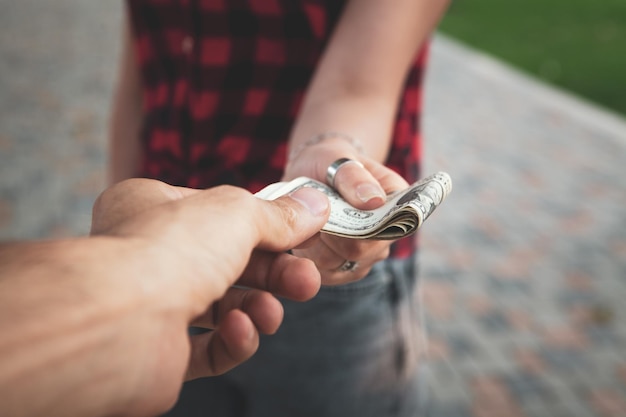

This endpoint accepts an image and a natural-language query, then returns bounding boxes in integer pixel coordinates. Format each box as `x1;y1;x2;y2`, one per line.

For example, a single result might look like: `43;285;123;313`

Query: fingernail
289;187;329;216
356;183;385;203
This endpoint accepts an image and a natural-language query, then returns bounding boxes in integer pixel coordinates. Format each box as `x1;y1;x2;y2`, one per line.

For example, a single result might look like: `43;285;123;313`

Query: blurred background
0;1;625;416
439;0;626;116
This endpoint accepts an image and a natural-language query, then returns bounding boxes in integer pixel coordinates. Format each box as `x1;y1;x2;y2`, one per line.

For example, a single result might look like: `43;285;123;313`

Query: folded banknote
255;172;452;240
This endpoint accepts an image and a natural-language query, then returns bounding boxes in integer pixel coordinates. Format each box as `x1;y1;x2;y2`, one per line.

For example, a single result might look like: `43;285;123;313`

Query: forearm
289;0;450;162
0;238;183;417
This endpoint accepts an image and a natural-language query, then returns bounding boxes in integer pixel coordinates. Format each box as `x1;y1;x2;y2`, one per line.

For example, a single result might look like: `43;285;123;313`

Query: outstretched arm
0;179;329;417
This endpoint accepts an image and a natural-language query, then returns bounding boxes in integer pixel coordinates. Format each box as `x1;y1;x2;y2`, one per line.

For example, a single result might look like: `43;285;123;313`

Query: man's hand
0;179;329;417
91;179;331;380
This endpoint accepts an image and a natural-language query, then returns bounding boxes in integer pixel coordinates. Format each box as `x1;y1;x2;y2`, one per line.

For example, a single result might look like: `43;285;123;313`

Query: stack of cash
255;172;452;240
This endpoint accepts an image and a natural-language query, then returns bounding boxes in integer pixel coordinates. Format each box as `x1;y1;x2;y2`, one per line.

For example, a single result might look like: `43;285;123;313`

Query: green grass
438;0;626;116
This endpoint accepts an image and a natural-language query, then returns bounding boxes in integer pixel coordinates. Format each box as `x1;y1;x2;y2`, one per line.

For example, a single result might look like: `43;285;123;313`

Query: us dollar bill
255;172;452;240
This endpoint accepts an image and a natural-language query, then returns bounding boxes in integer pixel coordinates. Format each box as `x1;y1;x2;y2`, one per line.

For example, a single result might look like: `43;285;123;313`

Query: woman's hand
283;135;409;285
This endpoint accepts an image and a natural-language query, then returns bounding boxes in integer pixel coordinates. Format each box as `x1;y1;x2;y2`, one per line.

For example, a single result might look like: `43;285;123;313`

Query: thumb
255;187;330;251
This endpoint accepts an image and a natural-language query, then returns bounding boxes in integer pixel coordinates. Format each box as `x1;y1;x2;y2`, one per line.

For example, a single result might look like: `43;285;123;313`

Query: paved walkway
1;2;625;416
421;37;626;417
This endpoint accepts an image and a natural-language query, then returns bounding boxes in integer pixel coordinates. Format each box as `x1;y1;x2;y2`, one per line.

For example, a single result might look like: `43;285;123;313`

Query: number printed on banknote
255;172;452;240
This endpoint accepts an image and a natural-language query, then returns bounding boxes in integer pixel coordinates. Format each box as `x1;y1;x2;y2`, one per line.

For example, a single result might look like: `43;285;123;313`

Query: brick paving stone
589;389;626;417
513;348;546;375
425;402;472;417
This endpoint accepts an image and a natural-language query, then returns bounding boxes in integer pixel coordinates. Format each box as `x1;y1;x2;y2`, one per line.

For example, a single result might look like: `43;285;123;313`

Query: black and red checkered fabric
127;0;428;258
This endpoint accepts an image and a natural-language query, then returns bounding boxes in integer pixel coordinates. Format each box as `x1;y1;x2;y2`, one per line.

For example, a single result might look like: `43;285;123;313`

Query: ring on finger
326;158;364;189
336;260;359;273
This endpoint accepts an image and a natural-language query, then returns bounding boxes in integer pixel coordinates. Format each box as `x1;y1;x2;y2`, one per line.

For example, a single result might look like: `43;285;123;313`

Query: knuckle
210;184;256;215
91;192;106;219
212;184;252;200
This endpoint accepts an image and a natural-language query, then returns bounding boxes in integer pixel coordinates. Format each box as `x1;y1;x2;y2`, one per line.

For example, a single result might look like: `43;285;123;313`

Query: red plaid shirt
128;0;428;259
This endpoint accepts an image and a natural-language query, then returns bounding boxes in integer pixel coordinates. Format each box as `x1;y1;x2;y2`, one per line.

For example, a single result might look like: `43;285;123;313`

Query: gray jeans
164;256;427;417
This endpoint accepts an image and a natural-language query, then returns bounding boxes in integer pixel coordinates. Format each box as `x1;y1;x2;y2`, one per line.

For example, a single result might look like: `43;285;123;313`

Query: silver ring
326;158;364;188
337;260;359;273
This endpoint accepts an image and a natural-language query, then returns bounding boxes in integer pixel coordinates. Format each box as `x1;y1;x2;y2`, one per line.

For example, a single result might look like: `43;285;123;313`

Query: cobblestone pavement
421;38;626;417
1;2;625;416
